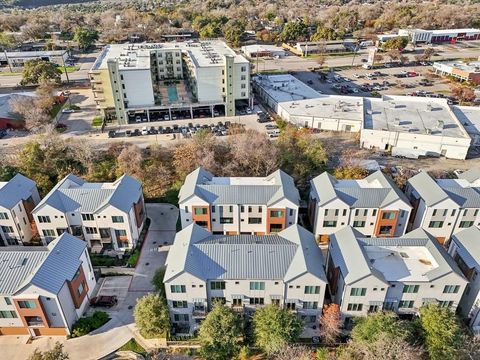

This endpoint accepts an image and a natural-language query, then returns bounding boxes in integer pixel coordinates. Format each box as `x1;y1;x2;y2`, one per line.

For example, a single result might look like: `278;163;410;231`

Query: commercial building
448;227;480;332
453;105;480;146
89;40;250;124
377;28;480;44
0;50;68;69
405;170;480;244
164;224;327;334
361;95;472;160
0;233;96;336
309;171;412;243
0;93;37;129
327;226;467;325
32;174;145;252
240;44;286;58
178;167;300;235
284;41;348;56
0;174;40;246
433;61;480;85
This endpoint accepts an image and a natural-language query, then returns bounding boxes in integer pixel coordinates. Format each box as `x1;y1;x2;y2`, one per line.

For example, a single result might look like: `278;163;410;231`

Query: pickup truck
90;296;118;308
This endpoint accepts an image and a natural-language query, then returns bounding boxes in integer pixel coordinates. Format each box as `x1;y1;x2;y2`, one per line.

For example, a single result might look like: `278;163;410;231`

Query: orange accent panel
266;208;286;234
36;328;68;336
13;298;50;329
0;327;29;335
436;237;446;245
374;210;399;237
192;206;211;231
319;235;330;244
226;231;238;235
68;265;88;309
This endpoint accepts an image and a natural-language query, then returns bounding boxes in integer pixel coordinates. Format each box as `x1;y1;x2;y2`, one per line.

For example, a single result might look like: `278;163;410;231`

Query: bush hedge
71;311;109;338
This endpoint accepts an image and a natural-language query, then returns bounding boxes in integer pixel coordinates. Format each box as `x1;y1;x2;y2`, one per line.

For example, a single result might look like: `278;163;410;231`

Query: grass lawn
0;71;22;76
49;102;64;118
92;116;103;127
60;66;80;73
118;338;147;355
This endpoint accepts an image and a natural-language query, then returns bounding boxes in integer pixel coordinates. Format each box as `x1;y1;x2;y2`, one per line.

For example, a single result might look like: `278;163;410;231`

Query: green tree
279;20;309;42
74;28;99;52
382;36;409;51
418;304;463;360
252;304;303;355
311;26;338;41
20;59;62;85
134;293;170;338
198;302;242;360
350;311;408;343
151;266;166;297
28;342;69;360
223;20;245;47
0;32;16;50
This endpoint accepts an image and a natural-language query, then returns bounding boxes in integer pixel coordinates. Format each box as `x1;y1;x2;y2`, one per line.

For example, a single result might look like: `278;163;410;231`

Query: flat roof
253;74;322;103
92;40;248;71
453;106;480;136
363;95;469;138
0;50;67;60
241;44;285;53
434;61;480;74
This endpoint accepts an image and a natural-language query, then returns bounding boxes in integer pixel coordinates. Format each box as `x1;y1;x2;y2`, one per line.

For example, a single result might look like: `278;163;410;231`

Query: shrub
127;249;140;267
89;254;115;267
71;311;109;338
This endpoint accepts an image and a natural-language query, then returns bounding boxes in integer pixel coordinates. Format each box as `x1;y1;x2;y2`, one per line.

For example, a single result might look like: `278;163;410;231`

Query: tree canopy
382;36;409;51
73;27;98;52
20;59;62;85
133;293;170;339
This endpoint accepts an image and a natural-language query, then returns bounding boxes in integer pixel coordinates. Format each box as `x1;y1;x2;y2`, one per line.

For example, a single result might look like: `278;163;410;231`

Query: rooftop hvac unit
367;109;373;115
426;128;432;135
437;120;445;129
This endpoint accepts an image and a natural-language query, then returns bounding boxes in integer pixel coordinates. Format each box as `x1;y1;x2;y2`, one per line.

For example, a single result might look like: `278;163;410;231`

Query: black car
133;129;141;136
108;130;116;138
172;124;179;133
165;126;172;133
0;129;6;139
126;130;132;137
158;126;164;134
149;126;157;134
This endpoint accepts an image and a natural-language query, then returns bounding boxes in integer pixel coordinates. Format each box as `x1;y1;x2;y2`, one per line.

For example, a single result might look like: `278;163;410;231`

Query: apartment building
406;170;480;244
448;226;480;331
309;171;412;243
89;40;250;124
0;174;40;246
0;233;96;336
32;174;145;252
164;224;327;334
178;167;300;235
327;226;467;326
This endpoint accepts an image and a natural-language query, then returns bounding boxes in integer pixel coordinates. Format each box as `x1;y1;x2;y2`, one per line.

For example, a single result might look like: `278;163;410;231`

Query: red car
90;296;118;308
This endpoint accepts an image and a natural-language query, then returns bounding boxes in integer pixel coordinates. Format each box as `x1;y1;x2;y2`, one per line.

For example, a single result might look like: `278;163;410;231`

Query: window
443;285;460;294
304;286;320;294
210;281;226;290
220;217;233;224
173;314;189;322
335;209;339;216
112;216;124;223
241;75;246;80
250;282;265;290
324;209;328;216
475;209;479;217
85;227;98;234
249;297;264;305
343;209;347;216
451;209;456;216
259;206;262;213
172;301;188;308
81;214;94;221
463;209;468;216
115;229;127;237
194;208;207;215
429;221;443;228
286;302;296;310
459;221;474;228
77;282;85;297
248;218;262;224
439;301;454;308
372;209;377;216
229;206;233;212
443;209;448;216
240;206;245;213
403;285;419;293
350;288;367;296
184;206;188;214
4;297;11;306
379;226;393;234
18;300;36;309
42;229;55;237
241;84;246;89
382;212;396;220
289;209;294;216
323;220;337;227
241;66;246;72
353;221;365;228
0;212;9;220
270;210;283;217
303;301;318;309
232;298;242;307
1;226;14;233
170;285;186;293
347;303;363;311
0;311;17;318
383;302;395;310
37;216;51;223
211;206;215;213
432;209;437;216
363;209;368;216
398;300;414;308
355;209;359;216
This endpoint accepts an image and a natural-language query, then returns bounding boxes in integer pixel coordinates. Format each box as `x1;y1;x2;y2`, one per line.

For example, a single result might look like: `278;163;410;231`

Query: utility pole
4;50;12;73
61;51;70;85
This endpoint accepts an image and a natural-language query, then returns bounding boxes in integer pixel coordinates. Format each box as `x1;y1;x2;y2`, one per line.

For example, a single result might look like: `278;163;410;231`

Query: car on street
141;126;149;135
108;130;116;138
62;108;75;113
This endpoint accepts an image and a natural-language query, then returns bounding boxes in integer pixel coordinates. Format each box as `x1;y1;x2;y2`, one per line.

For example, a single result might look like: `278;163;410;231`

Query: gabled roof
0;173;37;209
311;170;410;208
178;167;300;206
458;168;480;183
407;171;449;206
33;174;142;214
451;226;480;269
164;224;326;283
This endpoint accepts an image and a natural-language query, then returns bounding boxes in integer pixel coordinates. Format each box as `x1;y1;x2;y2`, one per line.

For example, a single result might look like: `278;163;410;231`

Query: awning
422;298;438;304
192;298;206;303
369;301;384;306
232;295;244;299
384;298;398;303
270;295;282;300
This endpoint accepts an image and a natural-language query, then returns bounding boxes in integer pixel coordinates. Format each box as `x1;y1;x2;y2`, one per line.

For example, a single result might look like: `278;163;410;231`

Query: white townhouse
178;167;300;235
448;226;480;332
0;233;96;336
327;226;467;327
32;174;146;252
164;224;327;335
406;170;480;244
309;171;412;243
0;174;40;246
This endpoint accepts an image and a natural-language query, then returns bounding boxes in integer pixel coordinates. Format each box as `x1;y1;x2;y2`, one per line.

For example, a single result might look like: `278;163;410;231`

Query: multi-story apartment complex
0;174;40;246
178;167;300;235
405;170;480;244
89;40;251;124
309;171;412;243
327;226;467;326
0;233;96;336
32;174;146;252
164;224;327;334
448;226;480;331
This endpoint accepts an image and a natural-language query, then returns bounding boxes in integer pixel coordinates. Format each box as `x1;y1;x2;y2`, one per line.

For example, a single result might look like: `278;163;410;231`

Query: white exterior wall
416;198;460;239
340;276;388;320
313;198;350;237
179;195;209;229
278;110;362;132
232;62;250;100
121;69;155;107
33;205;69;244
0;295;23;328
383;199;412;236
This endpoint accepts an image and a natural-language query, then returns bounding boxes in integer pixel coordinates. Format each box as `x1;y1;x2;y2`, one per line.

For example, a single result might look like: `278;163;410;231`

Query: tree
198;302;242;360
334;167;369;180
74;28;99;52
422;47;435;61
0;32;16;50
116;144;143;178
319;304;342;345
272;345;313;360
9;95;52;132
386;49;401;62
382;37;409;51
28;342;69;360
134;294;170;338
418;304;463;360
279;20;309;43
351;311;408;343
451;85;476;103
20;59;62;85
151;266;166;297
223;20;245;47
252;304;303;355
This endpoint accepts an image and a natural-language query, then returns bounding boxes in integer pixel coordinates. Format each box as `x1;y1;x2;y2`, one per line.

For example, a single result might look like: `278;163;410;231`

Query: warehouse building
377;28;480;44
240;44;286;58
89;40;250;124
0;50;68;69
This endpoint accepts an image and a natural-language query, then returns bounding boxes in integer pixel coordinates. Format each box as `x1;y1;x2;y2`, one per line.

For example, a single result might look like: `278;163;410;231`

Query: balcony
25;316;45;327
192;308;207;318
90;79;102;84
231;304;245;313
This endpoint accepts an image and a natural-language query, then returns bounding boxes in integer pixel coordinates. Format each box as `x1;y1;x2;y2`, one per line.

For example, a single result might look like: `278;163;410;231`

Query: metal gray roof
407;171;448;206
451;226;480;269
0;173;37;209
443;187;480;208
164;224;326;283
458;168;480;183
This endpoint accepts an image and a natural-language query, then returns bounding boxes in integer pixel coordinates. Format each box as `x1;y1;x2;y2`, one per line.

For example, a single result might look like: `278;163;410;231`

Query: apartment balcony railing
192;308;207;318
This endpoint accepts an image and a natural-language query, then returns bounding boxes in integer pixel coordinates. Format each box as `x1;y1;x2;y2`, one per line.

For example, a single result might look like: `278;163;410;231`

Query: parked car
149;126;157;134
126;130;132;137
141;127;149;135
108;130;116;138
90;296;118;308
133;129;141;136
164;114;170;121
135;116;142;122
62;108;75;114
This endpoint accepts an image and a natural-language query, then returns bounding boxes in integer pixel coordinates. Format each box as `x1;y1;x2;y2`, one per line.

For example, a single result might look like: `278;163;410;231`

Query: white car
141;127;149;135
246;108;253;114
135;116;142;123
164;114;170;121
62;108;75;114
353;73;360;78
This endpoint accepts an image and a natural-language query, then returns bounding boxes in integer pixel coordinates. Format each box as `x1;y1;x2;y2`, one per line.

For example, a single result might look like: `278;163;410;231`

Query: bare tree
9;95;51;133
272;345;313;360
116;144;143;179
319;304;342;345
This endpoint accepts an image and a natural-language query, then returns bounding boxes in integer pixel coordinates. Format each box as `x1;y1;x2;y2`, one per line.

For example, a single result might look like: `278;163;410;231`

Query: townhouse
32;174;146;252
0;233;96;336
164;224;327;335
309;171;412;243
178;167;300;235
0;174;40;246
448;226;480;331
406;170;480;244
327;226;467;326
